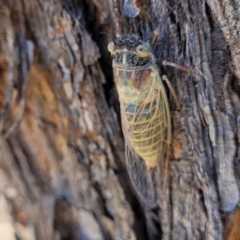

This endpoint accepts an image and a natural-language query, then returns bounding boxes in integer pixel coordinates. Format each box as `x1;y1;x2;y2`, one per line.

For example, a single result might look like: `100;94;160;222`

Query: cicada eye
136;44;151;57
107;41;115;53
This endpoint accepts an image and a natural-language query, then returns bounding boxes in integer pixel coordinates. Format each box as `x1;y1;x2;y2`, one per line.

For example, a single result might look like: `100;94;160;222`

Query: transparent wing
120;70;171;209
125;140;158;209
120;102;156;208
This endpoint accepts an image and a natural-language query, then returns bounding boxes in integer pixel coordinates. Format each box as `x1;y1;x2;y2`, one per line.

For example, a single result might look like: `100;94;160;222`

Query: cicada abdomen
108;35;171;208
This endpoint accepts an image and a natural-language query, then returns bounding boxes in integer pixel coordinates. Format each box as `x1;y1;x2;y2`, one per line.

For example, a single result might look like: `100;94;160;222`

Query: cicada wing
119;102;157;208
118;69;171;209
125;140;158;209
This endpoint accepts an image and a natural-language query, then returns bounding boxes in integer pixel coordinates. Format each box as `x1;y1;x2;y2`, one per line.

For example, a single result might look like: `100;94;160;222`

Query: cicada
108;3;180;209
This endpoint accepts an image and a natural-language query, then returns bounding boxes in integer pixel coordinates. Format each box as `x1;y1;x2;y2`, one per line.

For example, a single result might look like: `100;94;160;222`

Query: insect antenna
150;0;181;45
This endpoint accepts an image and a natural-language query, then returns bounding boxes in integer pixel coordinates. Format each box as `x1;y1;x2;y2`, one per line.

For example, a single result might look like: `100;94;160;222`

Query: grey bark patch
123;0;140;18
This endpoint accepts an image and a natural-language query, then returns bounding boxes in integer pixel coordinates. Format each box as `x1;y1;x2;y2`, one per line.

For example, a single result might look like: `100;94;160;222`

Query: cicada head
108;35;155;69
108;35;155;96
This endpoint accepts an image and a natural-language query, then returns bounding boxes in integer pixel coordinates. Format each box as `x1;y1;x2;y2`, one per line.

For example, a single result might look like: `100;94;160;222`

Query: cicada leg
153;71;173;215
162;60;206;80
150;0;181;45
155;71;172;176
153;71;171;146
162;75;181;110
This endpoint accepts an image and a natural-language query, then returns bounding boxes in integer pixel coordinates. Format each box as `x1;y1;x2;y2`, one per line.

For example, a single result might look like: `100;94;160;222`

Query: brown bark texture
0;0;240;239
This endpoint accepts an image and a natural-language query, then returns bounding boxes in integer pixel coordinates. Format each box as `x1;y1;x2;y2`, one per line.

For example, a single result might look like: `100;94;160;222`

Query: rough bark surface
0;0;239;240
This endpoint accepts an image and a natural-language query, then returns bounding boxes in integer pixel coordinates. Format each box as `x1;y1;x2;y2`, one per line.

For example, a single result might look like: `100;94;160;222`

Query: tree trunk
0;0;239;239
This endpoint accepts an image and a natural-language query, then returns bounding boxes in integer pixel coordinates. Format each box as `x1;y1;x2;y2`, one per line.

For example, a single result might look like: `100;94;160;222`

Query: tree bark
0;0;239;239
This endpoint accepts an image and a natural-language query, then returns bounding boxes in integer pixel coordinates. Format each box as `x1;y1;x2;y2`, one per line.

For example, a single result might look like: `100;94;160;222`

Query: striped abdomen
124;91;167;169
